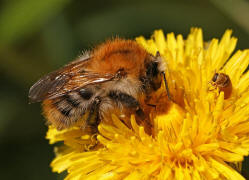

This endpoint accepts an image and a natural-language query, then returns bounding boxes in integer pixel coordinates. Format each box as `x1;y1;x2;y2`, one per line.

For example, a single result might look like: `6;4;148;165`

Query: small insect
29;39;169;132
211;72;232;99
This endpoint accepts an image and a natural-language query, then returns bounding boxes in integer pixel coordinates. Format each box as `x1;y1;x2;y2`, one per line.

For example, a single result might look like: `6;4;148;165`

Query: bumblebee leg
108;91;152;133
108;91;140;109
108;90;147;118
86;96;101;133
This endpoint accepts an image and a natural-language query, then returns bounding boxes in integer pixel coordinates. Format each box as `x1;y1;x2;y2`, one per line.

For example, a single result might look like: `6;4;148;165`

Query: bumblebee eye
212;73;219;82
146;61;159;77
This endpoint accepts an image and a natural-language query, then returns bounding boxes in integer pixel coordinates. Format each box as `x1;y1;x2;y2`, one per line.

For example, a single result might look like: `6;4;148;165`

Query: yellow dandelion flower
47;28;249;180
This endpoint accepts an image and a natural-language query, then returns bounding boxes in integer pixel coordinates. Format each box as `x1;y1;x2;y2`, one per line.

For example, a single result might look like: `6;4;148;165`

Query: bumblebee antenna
162;71;172;101
155;51;172;101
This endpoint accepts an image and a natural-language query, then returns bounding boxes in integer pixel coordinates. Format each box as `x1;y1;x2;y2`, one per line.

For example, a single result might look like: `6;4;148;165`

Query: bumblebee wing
29;71;69;103
46;72;115;100
29;54;115;103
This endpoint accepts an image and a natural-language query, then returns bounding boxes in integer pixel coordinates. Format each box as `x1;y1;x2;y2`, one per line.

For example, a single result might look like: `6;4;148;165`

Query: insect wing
29;56;115;103
47;72;115;100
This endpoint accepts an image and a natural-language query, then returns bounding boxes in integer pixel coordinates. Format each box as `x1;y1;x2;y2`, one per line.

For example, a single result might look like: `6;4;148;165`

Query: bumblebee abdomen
42;88;96;130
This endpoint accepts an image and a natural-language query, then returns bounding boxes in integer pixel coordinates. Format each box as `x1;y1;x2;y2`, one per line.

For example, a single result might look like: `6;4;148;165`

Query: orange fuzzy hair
89;38;149;77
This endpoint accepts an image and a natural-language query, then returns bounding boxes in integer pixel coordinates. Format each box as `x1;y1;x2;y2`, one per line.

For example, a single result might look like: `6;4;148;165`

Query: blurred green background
0;0;248;179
